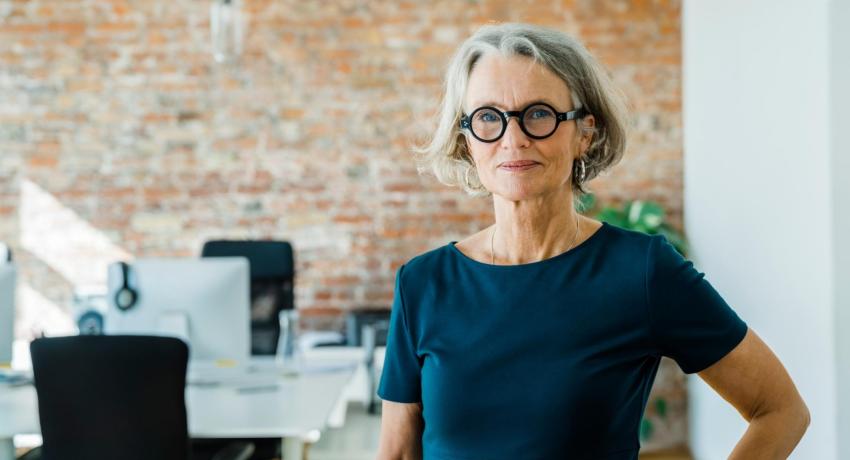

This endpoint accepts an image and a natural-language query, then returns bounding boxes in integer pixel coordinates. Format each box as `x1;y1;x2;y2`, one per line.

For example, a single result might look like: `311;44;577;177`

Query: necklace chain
490;215;581;265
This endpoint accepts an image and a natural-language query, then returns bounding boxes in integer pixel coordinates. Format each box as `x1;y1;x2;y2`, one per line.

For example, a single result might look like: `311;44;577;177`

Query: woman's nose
501;117;531;149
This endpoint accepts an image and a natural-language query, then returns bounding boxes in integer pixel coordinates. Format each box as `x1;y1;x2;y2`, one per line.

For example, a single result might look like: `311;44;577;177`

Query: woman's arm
376;400;424;460
698;328;810;459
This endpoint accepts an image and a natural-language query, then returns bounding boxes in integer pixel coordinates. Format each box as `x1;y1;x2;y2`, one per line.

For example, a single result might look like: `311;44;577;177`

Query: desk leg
282;437;304;460
0;439;14;460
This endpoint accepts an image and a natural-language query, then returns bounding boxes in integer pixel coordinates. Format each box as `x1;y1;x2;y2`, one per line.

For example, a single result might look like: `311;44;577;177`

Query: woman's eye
477;112;500;123
530;109;553;119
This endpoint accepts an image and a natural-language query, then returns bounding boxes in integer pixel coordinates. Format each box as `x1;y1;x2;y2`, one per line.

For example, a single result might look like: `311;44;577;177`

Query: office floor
307;402;382;460
307;402;692;460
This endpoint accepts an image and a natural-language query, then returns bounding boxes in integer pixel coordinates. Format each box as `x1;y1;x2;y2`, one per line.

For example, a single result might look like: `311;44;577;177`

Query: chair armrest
16;446;42;460
211;441;255;460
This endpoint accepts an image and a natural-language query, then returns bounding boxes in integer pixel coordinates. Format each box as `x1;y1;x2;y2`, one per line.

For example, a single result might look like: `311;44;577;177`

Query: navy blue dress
377;222;748;460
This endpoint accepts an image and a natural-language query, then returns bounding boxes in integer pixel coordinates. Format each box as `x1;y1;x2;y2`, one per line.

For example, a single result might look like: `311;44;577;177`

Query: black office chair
25;336;253;460
200;240;296;460
201;240;294;356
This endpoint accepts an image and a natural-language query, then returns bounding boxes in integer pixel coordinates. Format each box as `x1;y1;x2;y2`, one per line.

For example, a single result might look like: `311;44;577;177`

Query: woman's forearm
729;405;810;459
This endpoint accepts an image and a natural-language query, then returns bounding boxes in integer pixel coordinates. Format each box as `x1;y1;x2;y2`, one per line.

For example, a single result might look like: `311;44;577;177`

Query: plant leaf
639;418;654;441
655;398;668;419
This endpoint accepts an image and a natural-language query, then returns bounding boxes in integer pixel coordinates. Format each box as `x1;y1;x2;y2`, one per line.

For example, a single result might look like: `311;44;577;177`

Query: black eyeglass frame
459;103;589;143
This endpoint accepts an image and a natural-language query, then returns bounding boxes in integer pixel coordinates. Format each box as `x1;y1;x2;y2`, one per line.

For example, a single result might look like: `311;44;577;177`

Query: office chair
201;240;294;356
25;336;253;460
200;240;296;460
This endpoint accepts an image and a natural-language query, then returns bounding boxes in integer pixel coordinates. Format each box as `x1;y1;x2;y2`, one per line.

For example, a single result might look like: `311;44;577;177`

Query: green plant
578;193;688;256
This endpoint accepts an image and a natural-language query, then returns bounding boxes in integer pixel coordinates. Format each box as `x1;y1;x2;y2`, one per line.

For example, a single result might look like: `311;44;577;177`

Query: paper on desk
299;361;358;375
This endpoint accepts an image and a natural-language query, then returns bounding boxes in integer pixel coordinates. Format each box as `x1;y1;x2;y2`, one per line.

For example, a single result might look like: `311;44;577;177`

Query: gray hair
415;23;629;203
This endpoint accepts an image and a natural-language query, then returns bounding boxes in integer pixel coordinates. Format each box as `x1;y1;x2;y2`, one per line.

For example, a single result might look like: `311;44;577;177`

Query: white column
830;2;850;458
683;0;847;459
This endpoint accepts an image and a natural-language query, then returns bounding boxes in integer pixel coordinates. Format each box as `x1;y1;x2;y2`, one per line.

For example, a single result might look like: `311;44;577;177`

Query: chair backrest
30;335;190;460
201;240;294;355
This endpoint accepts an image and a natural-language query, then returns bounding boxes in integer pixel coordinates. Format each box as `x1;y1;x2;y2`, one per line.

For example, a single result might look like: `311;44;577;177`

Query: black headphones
114;261;138;312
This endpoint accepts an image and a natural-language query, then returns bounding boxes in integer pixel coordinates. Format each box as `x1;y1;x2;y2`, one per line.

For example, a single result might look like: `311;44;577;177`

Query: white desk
0;348;362;460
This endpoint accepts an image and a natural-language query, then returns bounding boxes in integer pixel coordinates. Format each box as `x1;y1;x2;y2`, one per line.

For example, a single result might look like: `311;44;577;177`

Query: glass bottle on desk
276;310;302;376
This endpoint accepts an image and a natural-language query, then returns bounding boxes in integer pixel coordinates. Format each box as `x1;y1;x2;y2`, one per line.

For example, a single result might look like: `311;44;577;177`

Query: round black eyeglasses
459;103;589;143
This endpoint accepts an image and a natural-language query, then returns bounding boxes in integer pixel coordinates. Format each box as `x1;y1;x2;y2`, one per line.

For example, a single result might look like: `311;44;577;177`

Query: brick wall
1;0;685;451
0;0;682;333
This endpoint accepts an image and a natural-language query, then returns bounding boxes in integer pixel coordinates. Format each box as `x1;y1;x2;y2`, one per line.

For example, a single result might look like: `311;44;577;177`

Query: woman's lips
499;161;540;171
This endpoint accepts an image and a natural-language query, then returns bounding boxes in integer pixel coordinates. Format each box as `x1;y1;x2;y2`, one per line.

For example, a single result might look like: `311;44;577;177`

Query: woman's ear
460;134;475;165
579;115;596;153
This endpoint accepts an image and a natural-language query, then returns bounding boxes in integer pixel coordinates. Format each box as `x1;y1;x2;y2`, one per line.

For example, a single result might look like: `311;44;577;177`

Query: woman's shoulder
600;223;688;274
398;226;490;274
595;220;662;257
572;217;658;258
398;241;457;278
599;220;657;244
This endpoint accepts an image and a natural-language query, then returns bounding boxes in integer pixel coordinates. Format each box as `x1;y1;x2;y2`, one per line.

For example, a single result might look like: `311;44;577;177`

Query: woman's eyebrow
466;98;563;111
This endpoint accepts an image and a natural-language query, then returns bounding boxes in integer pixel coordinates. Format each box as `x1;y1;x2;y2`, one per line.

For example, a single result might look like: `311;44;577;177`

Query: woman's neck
491;190;583;265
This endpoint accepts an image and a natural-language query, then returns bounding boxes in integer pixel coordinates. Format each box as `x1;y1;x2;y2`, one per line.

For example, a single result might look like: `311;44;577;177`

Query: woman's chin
491;183;548;202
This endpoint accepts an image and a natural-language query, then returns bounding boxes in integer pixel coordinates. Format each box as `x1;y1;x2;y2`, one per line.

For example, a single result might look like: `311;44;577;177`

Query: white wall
683;1;847;459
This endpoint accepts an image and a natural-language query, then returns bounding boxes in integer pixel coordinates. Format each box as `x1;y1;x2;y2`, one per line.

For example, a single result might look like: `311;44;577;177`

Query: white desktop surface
0;386;36;439
188;370;353;439
0;347;363;460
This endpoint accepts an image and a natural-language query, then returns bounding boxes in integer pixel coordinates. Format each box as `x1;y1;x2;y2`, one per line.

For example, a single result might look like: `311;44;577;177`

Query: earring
577;158;586;183
463;165;476;190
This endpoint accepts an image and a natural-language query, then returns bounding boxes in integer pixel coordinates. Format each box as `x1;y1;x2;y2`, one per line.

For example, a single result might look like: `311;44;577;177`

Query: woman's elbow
775;395;811;442
795;399;811;434
376;400;423;460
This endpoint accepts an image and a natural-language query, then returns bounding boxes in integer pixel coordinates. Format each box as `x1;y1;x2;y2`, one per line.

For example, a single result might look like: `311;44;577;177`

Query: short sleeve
645;235;748;374
377;264;422;403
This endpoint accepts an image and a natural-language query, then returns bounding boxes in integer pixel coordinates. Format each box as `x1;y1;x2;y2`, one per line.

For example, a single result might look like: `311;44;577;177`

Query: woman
376;23;809;459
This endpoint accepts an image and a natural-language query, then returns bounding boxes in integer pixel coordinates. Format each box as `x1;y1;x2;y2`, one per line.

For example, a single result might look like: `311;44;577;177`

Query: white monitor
105;258;250;363
0;265;14;366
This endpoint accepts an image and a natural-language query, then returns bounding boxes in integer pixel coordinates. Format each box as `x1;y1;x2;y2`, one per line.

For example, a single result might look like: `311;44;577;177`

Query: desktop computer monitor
104;258;251;363
0;265;15;366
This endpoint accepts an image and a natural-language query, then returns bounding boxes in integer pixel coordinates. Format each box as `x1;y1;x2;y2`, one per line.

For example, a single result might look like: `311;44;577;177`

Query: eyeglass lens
470;104;557;141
